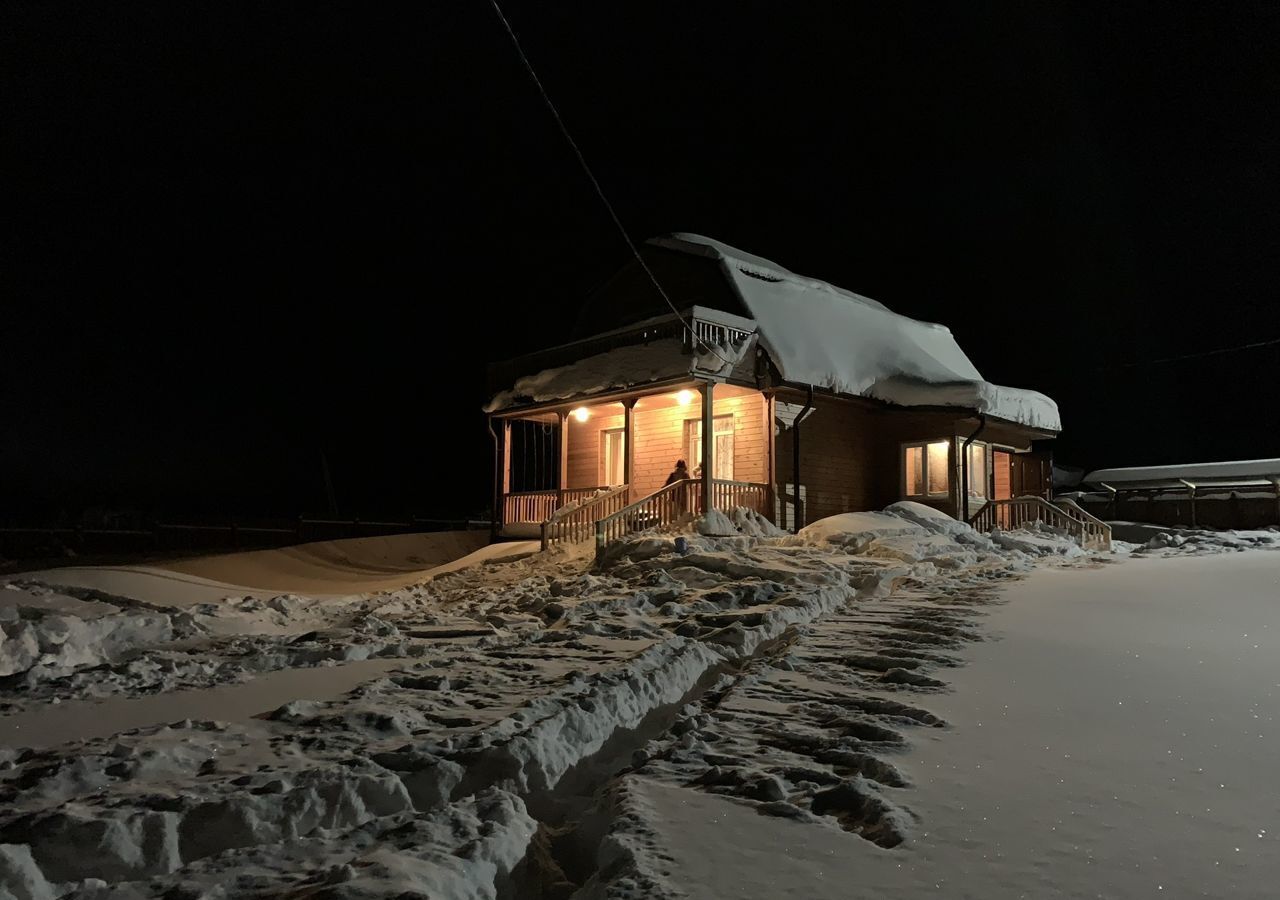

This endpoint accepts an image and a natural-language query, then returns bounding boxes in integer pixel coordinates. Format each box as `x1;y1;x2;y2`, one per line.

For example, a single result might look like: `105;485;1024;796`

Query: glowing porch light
571;407;590;423
675;390;694;406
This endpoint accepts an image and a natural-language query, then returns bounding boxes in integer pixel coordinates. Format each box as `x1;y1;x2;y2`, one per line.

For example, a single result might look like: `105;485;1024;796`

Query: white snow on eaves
485;331;757;413
1085;458;1280;487
484;339;693;412
868;376;1062;433
651;234;1060;432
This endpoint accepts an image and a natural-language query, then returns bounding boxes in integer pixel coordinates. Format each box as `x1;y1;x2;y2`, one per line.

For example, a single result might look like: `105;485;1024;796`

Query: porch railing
503;490;558;527
969;495;1110;550
710;478;769;517
594;480;698;562
541;484;631;550
502;486;616;527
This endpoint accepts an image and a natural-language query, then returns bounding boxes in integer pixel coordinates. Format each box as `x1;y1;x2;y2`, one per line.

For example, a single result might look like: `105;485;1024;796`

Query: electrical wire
1108;335;1280;369
486;0;733;366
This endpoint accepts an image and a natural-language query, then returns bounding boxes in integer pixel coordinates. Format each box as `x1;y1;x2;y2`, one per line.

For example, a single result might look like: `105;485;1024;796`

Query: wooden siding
564;392;767;501
567;413;623;489
771;390;1049;526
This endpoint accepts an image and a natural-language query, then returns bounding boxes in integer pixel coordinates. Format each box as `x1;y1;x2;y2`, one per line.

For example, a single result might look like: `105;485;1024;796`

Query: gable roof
487;234;1061;433
648;234;1060;432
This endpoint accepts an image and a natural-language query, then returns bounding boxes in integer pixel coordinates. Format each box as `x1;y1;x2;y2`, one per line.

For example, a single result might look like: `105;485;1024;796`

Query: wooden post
623;398;636;501
764;391;776;522
557;412;570;504
1179;479;1197;528
700;381;715;515
501;420;512;496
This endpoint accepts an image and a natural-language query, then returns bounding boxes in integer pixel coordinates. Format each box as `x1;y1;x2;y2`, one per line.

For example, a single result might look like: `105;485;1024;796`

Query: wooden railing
710;479;769;517
594;480;698;564
1051;497;1113;550
684;316;753;354
591;477;772;564
541;485;631;550
503;486;615;526
503;490;559;526
969;495;1111;550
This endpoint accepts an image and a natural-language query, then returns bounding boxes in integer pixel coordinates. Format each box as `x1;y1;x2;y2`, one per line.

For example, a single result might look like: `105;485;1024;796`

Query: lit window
685;416;735;480
905;446;924;496
903;440;952;498
967;442;987;498
927;441;950;495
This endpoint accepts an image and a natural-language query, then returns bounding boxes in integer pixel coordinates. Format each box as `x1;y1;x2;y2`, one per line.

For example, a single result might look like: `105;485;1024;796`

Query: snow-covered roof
484;330;756;412
487;234;1060;431
1085;459;1280;489
649;234;1060;432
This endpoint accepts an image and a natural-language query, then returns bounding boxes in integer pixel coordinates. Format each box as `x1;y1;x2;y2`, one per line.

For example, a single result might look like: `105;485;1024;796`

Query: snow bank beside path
0;501;1101;899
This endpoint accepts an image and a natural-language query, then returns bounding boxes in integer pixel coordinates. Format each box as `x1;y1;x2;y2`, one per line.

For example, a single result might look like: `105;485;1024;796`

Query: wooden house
486;234;1068;552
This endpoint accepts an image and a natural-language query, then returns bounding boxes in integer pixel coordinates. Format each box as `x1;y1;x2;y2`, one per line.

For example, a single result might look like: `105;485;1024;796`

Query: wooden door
994;451;1013;500
1010;450;1052;499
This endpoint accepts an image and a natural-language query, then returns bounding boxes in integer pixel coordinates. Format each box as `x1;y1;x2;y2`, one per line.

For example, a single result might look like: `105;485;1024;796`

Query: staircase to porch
500;479;771;561
968;495;1112;550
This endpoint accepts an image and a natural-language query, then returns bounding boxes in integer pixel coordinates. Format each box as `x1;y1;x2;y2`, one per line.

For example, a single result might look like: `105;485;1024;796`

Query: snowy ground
0;512;1275;898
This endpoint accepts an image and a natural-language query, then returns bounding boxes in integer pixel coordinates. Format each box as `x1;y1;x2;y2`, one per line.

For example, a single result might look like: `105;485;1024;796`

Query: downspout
487;417;501;541
961;414;988;522
792;385;815;533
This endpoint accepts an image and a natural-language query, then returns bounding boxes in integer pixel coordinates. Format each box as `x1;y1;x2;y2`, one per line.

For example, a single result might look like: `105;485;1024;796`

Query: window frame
963;439;990;500
600;427;626;487
901;439;953;499
684;414;735;481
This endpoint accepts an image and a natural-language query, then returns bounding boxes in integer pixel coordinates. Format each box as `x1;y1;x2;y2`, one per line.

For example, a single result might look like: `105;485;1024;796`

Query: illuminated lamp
675;390;694;406
571;407;590;423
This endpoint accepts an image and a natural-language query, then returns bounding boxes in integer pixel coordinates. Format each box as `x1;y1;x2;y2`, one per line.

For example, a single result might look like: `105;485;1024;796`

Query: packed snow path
0;513;1272;898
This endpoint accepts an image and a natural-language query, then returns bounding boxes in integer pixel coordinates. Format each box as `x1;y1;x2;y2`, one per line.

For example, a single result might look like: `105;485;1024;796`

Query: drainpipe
961;414;988;522
791;385;815;532
487;417;501;541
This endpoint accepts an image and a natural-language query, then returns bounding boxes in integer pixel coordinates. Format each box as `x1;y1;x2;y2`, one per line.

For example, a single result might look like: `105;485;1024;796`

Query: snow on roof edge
867;376;1062;433
1085;459;1280;486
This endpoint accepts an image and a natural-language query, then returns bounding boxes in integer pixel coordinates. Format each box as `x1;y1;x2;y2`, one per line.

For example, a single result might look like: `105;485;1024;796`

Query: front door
994;450;1013;500
602;429;625;486
1010;450;1052;499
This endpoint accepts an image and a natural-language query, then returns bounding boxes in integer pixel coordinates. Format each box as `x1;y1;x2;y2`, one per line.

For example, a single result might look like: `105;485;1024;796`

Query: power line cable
1106;335;1280;370
486;0;732;366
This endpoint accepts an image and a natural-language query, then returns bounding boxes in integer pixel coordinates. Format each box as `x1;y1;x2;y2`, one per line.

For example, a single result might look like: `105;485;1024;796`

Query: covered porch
491;380;774;544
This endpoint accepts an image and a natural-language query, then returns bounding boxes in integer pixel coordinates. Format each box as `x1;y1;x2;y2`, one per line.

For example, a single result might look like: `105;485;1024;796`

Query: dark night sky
5;2;1279;521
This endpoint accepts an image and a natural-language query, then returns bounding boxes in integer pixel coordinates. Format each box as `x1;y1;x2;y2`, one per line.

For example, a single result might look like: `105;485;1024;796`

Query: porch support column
622;398;636;500
1180;479;1197;528
502;421;513;493
700;381;715;515
764;391;776;522
557;412;570;501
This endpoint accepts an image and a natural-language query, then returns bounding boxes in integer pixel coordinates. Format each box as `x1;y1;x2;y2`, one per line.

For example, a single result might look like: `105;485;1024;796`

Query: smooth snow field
640;552;1280;899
